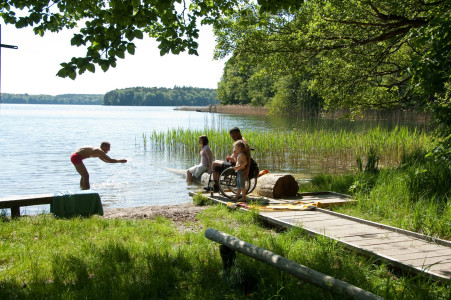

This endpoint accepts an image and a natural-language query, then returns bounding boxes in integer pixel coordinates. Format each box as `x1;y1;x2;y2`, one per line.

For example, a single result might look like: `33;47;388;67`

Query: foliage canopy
214;0;450;115
1;0;302;79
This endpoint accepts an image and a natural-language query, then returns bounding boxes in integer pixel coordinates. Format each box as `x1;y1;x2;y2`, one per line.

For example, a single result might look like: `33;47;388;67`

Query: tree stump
253;174;299;198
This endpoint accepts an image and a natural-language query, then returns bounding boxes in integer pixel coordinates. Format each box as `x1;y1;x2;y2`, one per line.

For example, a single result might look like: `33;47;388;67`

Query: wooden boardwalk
190;191;451;283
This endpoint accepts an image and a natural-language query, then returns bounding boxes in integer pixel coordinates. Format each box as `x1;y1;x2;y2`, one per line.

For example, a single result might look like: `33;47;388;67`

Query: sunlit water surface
0;104;420;214
0;104;294;214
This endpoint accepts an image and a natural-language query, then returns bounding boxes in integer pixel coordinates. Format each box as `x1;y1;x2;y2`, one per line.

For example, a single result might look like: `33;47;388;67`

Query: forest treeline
1;87;218;106
1;93;103;105
103;86;218;106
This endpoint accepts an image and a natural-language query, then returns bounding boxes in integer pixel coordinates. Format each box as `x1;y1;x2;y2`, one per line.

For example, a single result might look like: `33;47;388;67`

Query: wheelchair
206;157;259;199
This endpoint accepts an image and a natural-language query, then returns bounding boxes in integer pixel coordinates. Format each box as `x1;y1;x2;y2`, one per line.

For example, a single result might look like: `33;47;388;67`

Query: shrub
192;193;212;206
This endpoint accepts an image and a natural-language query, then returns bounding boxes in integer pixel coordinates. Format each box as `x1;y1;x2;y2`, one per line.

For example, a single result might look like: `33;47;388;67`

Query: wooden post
11;206;20;218
205;228;383;300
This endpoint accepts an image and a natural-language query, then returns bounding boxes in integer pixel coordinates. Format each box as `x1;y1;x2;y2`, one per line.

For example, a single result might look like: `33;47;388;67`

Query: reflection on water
0;104;429;213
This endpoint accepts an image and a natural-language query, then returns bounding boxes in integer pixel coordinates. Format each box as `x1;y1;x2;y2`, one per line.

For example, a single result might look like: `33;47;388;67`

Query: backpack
248;158;259;179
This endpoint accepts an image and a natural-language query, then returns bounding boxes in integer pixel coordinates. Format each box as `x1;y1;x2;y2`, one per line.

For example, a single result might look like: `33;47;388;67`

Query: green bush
192;193;212;206
400;149;450;203
310;173;356;194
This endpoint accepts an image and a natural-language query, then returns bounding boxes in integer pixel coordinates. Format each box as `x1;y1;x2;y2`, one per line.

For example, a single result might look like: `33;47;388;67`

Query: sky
0;22;225;95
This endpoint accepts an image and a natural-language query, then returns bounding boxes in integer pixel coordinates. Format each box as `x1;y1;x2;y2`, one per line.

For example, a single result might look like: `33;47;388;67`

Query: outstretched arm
94;150;127;163
99;155;127;163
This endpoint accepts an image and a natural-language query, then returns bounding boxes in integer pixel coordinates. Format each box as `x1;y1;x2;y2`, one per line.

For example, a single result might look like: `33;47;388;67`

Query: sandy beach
103;202;208;222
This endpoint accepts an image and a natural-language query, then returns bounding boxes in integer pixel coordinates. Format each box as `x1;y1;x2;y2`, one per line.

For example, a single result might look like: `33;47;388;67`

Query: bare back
75;147;107;160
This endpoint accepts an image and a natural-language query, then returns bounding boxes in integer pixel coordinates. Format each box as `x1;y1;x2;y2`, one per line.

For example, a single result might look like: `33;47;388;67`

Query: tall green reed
145;126;433;173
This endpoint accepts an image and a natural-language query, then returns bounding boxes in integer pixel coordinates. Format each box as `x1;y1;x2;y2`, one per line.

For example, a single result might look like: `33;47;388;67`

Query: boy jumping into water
71;142;127;190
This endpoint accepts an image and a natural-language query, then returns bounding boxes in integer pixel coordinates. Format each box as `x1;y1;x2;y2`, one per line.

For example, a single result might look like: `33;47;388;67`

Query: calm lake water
0;104;421;214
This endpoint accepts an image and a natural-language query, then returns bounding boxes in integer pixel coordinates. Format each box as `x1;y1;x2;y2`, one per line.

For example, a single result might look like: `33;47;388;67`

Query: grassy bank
299;150;451;240
146;127;433;173
1;204;449;299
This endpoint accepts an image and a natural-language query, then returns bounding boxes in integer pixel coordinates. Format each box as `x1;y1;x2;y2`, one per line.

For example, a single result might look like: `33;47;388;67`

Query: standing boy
233;140;248;201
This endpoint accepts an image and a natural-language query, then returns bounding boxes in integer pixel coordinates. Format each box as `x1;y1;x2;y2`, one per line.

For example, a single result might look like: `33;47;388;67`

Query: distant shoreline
175;104;269;115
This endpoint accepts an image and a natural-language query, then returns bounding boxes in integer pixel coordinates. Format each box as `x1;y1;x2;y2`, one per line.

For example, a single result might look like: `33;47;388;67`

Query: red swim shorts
70;153;84;165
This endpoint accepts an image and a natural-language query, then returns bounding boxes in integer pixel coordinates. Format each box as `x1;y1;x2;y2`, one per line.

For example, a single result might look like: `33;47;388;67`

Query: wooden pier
190;191;451;283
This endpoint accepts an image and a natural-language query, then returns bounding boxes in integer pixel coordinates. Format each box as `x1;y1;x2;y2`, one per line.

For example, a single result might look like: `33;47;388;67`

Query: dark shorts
71;153;84;165
215;161;235;173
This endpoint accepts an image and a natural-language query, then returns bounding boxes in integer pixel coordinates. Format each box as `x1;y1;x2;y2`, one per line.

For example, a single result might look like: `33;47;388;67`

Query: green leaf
134;30;144;39
101;63;109;72
127;43;136;55
56;68;67;78
87;63;95;73
125;29;134;41
117;50;125;59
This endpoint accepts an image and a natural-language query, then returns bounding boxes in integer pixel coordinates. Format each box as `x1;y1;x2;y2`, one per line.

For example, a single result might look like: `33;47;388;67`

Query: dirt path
103;203;208;222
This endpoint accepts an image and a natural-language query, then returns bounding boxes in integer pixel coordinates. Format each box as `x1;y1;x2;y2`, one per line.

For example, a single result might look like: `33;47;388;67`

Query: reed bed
146;126;433;173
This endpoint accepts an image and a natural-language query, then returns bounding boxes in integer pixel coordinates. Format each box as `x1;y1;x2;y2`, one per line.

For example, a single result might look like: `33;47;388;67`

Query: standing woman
187;135;213;184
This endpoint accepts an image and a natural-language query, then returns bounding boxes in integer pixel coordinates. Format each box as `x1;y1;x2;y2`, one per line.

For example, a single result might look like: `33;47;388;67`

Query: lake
0;104;422;214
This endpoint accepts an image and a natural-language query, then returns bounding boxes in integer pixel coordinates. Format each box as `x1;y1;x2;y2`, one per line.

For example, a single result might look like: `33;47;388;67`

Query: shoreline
175;104;430;122
103;202;207;222
175;104;269;115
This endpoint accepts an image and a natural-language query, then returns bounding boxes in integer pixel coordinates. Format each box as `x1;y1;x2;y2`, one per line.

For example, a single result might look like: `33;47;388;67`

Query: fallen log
253;174;299;198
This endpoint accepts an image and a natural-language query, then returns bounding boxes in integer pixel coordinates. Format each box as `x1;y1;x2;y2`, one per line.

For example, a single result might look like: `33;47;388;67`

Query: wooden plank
294;217;358;227
402;255;451;268
316;208;451;247
363;239;449;253
339;232;407;243
294;221;388;236
389;249;451;260
0;193;54;208
260;210;318;218
428;262;451;274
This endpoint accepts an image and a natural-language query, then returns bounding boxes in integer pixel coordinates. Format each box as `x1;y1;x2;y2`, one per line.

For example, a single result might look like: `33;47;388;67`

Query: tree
102;86;217;106
214;0;450;117
216;57;252;105
1;0;305;79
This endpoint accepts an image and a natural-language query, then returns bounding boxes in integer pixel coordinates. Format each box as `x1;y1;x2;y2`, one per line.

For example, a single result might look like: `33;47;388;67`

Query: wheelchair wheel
247;176;257;194
218;167;257;199
218;167;237;198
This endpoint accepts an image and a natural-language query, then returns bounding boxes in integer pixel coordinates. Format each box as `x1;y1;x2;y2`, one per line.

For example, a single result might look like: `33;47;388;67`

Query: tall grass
299;150;451;239
0;206;449;298
147;126;433;173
